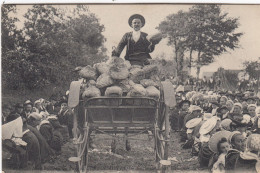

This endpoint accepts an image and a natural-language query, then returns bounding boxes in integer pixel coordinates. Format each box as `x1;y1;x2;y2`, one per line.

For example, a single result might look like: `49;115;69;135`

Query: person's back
234;155;257;173
6;111;20;123
225;149;240;171
27;125;54;162
198;142;213;168
22;129;42;169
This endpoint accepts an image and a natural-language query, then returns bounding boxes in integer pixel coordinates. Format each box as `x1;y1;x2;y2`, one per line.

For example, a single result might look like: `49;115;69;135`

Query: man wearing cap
21;100;33;122
112;14;161;66
57;100;74;139
178;100;191;130
46;95;58;115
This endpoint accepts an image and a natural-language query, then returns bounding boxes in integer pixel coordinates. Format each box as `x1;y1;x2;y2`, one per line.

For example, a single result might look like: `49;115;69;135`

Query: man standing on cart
112;14;162;66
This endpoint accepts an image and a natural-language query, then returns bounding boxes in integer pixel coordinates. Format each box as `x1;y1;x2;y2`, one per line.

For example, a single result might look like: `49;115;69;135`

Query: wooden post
72;106;78;139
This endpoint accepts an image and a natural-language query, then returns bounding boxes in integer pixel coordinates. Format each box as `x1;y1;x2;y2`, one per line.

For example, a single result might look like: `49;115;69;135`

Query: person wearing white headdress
226;100;234;113
252;107;260;134
33;100;41;113
247;104;257;122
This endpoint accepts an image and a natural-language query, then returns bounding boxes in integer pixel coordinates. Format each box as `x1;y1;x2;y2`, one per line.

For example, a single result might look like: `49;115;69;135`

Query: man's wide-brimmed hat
128;14;145;27
186;117;202;129
199;116;219;135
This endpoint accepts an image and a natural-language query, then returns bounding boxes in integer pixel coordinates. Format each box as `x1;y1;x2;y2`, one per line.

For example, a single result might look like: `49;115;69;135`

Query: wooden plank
68;81;82;108
85;106;156;109
161;81;176;108
89;123;154;128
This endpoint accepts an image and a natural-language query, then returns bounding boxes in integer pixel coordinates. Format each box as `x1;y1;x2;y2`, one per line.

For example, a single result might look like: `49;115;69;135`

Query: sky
14;4;260;77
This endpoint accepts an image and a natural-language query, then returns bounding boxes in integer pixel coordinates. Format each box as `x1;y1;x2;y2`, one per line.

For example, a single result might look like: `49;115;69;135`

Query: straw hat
186;117;202;129
208;130;232;153
199;116;218;135
203;113;213;120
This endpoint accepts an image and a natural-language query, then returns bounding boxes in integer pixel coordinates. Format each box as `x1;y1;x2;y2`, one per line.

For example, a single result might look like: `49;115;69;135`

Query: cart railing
83;97;159;128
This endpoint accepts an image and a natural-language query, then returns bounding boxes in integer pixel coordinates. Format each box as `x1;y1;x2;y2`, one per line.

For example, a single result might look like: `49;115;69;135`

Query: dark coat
225;149;240;171
39;123;63;152
22;130;41;169
113;32;154;63
6;112;20;123
39;123;53;144
46;104;58;115
198;142;213;168
27;125;54;162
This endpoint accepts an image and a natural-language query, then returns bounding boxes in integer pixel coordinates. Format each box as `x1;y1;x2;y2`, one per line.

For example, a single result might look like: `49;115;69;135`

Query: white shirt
132;30;141;42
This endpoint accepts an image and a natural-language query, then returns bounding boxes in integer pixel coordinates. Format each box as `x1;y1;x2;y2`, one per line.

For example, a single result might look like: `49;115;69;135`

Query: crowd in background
170;81;260;172
2;92;74;170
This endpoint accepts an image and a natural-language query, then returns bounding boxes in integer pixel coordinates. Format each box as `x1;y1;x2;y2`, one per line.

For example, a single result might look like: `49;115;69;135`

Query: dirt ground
41;131;204;172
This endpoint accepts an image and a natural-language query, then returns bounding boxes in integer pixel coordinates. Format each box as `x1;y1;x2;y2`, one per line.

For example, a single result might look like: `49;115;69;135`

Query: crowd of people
170;83;260;172
2;76;260;172
2;93;74;170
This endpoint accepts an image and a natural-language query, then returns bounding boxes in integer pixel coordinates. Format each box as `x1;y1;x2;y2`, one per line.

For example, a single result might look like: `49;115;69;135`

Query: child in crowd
211;137;231;173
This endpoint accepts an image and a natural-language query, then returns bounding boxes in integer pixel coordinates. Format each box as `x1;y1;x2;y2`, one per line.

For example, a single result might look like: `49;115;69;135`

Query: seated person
22;123;42;170
209;137;231;173
27;124;54;163
225;131;246;171
234;134;260;173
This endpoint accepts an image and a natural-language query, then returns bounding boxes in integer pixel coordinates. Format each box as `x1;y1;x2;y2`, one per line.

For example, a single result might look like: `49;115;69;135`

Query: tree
22;5;107;89
157;5;243;78
157;11;190;76
2;5;107;90
187;5;243;78
1;5;26;89
243;59;260;80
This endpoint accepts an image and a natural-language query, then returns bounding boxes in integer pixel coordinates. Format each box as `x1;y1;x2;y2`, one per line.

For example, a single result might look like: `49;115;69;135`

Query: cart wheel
77;127;89;173
155;127;165;162
111;139;117;153
126;140;131;151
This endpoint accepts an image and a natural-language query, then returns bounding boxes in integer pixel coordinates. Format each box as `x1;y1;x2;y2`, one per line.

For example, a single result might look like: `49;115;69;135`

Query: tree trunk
175;48;178;77
189;48;193;75
196;51;201;79
189;48;193;69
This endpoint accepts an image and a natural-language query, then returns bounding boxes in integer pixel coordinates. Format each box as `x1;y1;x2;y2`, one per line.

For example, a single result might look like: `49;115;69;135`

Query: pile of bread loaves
76;57;161;99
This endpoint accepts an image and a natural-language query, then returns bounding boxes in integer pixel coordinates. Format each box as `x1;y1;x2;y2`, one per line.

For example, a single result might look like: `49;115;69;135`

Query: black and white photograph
1;3;260;173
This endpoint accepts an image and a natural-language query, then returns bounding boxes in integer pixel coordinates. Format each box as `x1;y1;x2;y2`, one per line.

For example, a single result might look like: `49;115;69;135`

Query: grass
38;132;202;172
2;85;68;106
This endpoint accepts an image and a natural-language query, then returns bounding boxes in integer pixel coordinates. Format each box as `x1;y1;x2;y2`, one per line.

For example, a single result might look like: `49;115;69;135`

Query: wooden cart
68;81;175;173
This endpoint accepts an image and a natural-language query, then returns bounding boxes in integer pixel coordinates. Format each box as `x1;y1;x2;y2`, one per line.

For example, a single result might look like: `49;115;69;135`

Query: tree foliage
2;5;107;90
243;58;260;80
157;5;243;78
